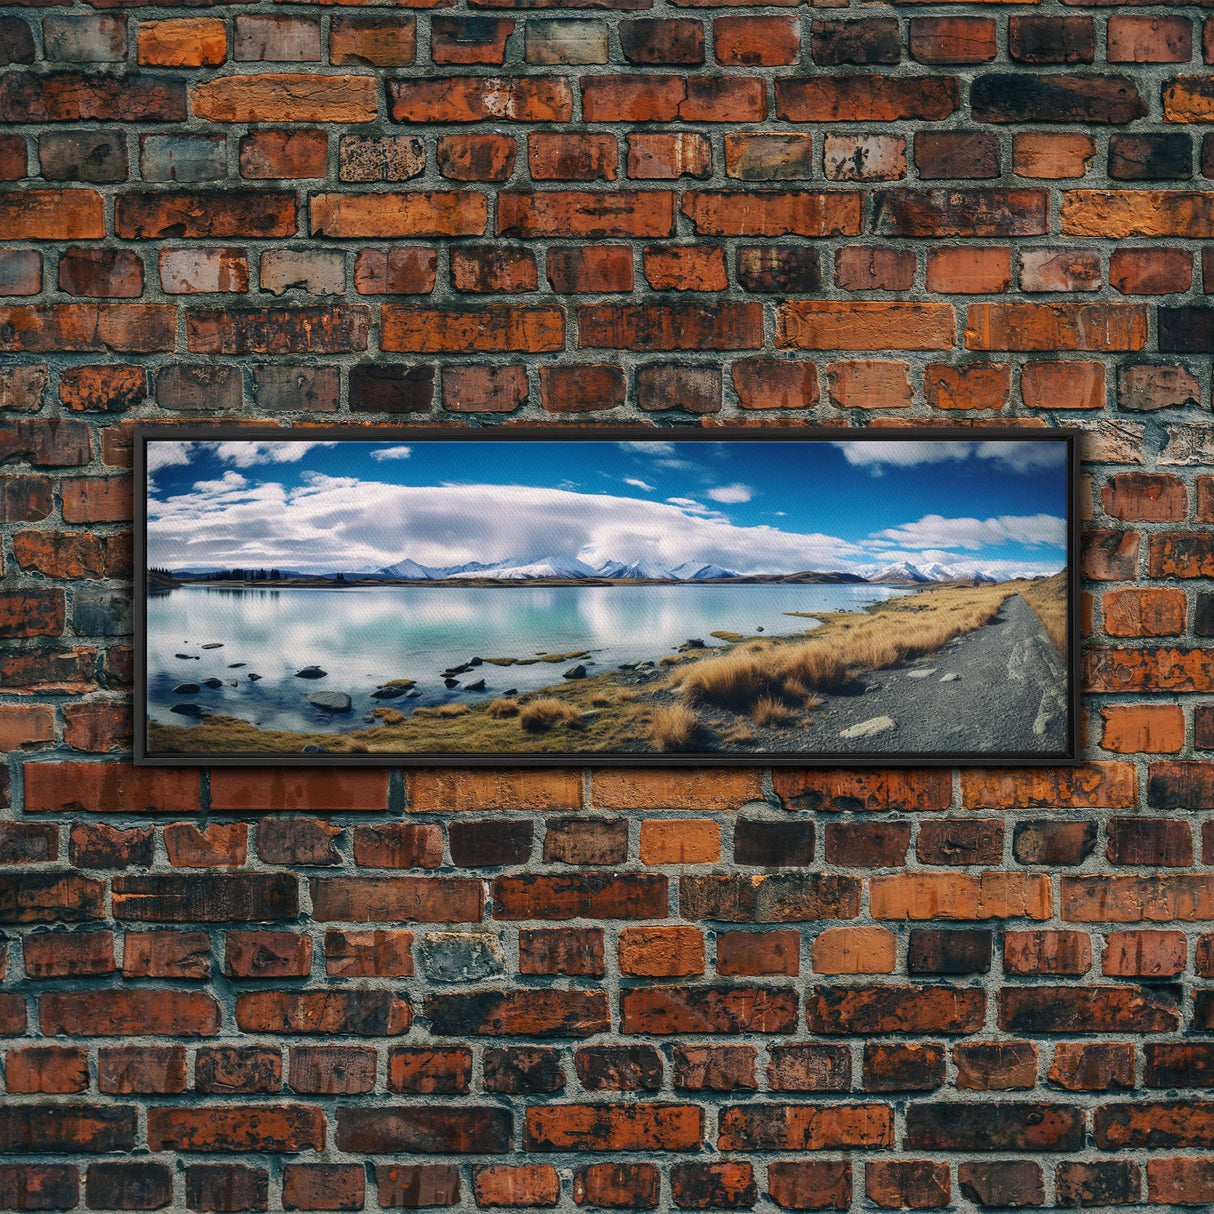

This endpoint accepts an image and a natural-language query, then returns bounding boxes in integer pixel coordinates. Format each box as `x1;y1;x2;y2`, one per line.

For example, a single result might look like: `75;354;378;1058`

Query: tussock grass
648;703;703;752
1021;571;1067;656
751;696;799;728
520;697;581;733
372;707;405;725
670;583;1014;716
486;698;519;718
413;703;470;719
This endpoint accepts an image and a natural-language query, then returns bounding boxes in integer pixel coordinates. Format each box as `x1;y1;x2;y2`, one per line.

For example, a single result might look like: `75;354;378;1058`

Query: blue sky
147;437;1069;579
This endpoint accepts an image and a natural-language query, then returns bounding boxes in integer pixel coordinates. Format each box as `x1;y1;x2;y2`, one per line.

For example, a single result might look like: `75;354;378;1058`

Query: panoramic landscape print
140;432;1073;761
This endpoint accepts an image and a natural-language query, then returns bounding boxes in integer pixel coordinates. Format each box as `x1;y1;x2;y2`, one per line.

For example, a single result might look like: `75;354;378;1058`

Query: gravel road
794;593;1069;757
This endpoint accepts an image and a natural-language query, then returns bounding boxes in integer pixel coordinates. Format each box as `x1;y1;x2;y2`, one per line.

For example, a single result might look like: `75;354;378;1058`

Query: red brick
826;360;912;410
282;1164;363;1212
149;1105;323;1153
240;129;327;179
643;245;727;292
443;364;530;413
436;133;516;182
390;76;570;123
866;1161;950;1210
776;75;955;122
288;1048;374;1096
325;929;414;978
732;360;817;410
627;132;710;180
5;1045;88;1094
23;929;115;977
0;304;174;354
925;362;1010;411
618;926;704;977
185;1165;268;1213
41;989;220;1037
767;1162;851;1211
210;769;387;812
1102;588;1187;637
1021;360;1105;410
720;1104;892;1152
528;131;616;181
540;364;624;413
835;247;914;292
375;1164;459;1209
526;1104;702;1152
573;1162;659;1209
1109;15;1191;61
432;16;510;64
910;16;995;64
518;928;604;976
871;871;1050;919
926;246;1011;294
381;304;562;353
714;16;799;65
226;931;313;979
717;930;800;977
1110;247;1193;295
1147;1159;1214;1205
683;191;859;237
547;246;633;293
330;15;415;65
388;1047;471;1094
164;821;247;868
236;990;410;1036
124;930;211;979
475;1164;559;1209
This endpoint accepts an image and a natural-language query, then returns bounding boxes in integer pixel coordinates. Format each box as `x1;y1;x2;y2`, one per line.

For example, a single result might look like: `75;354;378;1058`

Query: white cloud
836;441;974;469
147;441;195;474
369;445;413;462
624;477;656;492
976;440;1066;473
837;438;1067;476
873;512;1066;552
191;470;248;495
210;440;339;468
618;440;675;456
706;483;753;504
148;478;870;577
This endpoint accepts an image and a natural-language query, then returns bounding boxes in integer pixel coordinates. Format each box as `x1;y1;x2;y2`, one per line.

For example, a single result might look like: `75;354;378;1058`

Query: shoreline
146;579;1062;758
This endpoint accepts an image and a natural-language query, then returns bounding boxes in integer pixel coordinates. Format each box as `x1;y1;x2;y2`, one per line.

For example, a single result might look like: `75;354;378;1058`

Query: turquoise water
147;582;911;734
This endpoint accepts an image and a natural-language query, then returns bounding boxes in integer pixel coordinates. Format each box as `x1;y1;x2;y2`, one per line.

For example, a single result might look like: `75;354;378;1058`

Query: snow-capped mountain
668;561;740;581
862;560;1002;584
377;557;440;579
449;556;599;580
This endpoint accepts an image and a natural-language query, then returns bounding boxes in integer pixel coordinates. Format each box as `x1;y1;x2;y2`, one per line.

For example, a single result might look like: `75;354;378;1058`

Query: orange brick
870;873;1052;921
1103;588;1187;638
639;819;721;865
619;926;705;977
827;360;912;410
1013;133;1096;180
1101;705;1186;754
926;246;1011;294
717;930;801;977
407;769;581;814
591;769;761;812
0;703;54;751
812;926;897;975
138;19;226;66
1021;361;1105;409
643;245;728;292
1102;930;1186;977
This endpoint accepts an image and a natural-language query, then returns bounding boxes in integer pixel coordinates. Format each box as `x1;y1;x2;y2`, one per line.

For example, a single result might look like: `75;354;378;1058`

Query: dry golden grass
1021;570;1067;656
372;707;405;725
671;583;1013;716
485;698;519;718
751;696;799;727
520;697;581;733
413;703;470;719
648;703;703;752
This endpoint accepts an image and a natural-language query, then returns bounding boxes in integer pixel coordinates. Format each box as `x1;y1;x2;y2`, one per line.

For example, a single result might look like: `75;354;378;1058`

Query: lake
146;583;912;734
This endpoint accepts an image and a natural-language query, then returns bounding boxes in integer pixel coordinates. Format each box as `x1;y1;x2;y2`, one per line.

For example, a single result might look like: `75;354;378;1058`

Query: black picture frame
134;424;1081;768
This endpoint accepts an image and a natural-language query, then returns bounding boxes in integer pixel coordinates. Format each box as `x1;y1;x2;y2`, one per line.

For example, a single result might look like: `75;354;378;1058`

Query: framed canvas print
135;426;1079;766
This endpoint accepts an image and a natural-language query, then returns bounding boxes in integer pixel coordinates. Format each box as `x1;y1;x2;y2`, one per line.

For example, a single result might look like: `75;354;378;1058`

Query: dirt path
776;593;1069;756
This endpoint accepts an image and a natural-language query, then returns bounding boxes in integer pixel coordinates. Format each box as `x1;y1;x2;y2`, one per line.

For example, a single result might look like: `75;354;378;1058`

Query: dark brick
907;1104;1084;1152
736;246;821;294
1009;16;1095;64
810;19;899;66
484;1047;565;1094
1013;820;1097;865
348;364;434;413
971;75;1147;124
958;1161;1044;1209
1109;134;1192;181
449;819;533;867
85;1163;172;1210
907;930;992;975
863;1043;946;1093
733;819;814;867
576;1045;663;1092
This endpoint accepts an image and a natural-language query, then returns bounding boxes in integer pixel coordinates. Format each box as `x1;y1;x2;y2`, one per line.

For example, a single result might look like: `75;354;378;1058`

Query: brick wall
2;0;1214;1209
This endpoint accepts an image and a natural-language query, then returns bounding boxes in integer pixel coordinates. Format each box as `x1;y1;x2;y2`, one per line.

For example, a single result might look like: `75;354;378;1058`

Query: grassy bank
1020;570;1067;655
147;581;1027;756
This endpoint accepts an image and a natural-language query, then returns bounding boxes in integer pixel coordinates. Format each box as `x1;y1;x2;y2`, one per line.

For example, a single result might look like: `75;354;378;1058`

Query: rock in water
171;703;206;718
371;686;409;700
563;664;587;679
839;715;896;739
465;679;486;691
175;653;199;660
201;678;223;689
306;691;352;713
228;662;246;668
444;678;460;689
201;643;223;649
296;666;327;679
247;673;262;681
172;683;200;695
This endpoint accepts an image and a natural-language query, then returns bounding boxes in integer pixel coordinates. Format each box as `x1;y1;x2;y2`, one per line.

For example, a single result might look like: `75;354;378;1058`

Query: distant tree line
198;568;285;582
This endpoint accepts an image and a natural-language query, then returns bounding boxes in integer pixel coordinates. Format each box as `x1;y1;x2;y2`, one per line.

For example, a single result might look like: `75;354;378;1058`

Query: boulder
201;678;223;689
306;691;352;713
296;666;327;679
172;683;200;695
170;703;206;718
465;679;486;691
563;664;587;679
